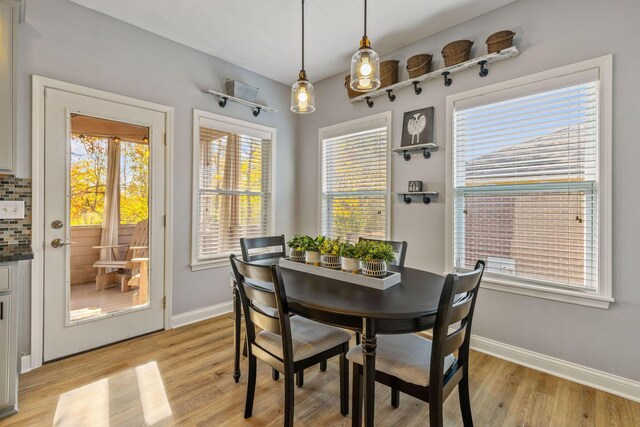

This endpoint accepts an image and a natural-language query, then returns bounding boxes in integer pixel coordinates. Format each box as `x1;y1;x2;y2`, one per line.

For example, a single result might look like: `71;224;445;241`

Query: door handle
51;238;76;248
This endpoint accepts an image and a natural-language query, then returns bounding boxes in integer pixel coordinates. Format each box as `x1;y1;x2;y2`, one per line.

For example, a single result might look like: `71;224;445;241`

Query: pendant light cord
302;0;305;71
364;0;367;37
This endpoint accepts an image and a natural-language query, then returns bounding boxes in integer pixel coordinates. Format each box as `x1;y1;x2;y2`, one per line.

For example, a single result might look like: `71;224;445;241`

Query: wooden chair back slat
444;327;467;355
358;237;408;267
448;296;473;325
248;307;281;334
124;218;149;260
240;235;286;263
243;283;278;309
233;259;276;283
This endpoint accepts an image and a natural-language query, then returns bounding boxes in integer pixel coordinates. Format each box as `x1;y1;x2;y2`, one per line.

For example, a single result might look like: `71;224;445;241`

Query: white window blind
453;80;599;291
196;125;272;262
321;124;388;242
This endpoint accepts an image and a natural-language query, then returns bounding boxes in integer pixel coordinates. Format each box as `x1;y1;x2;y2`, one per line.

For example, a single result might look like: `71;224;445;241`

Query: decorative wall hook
252;107;262;117
365;96;374;108
478;60;489;77
412;81;423;95
442;71;452;87
386;89;396;102
219;97;229;108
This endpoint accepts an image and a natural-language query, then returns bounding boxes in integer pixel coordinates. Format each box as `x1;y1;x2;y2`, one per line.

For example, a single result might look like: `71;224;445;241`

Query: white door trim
31;75;174;369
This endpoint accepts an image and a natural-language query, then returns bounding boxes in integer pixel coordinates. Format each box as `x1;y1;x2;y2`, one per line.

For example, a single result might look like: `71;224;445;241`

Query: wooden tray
279;258;401;290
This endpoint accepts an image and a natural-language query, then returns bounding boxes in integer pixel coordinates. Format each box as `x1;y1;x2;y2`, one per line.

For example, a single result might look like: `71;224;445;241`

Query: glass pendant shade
291;71;315;114
350;45;381;91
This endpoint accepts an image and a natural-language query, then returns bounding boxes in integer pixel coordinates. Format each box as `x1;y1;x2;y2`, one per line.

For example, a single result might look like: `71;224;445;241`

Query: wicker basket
406;54;433;79
344;75;364;99
380;60;400;89
361;260;388;277
442;40;474;67
486;30;515;54
321;254;341;269
290;249;305;262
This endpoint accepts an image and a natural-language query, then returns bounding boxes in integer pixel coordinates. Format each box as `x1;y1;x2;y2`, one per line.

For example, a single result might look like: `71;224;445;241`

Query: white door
43;88;166;361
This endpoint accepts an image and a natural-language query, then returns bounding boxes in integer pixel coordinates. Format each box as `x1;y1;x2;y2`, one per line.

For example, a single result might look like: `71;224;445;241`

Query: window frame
317;111;392;240
191;109;276;270
445;56;613;309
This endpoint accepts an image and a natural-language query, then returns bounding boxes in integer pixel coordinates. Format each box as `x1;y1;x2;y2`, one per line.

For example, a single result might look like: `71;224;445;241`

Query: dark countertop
0;244;34;262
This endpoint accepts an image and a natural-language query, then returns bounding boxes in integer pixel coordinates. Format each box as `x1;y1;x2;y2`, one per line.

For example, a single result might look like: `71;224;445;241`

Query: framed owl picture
400;107;434;147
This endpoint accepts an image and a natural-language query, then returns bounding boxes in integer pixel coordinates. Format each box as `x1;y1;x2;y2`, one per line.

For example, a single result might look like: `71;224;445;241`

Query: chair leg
284;371;295;427
320;359;327;372
339;353;349;416
296;370;304;387
244;355;257;418
391;387;400;408
272;368;279;381
355;332;361;345
458;374;474;427
242;338;248;357
352;364;363;427
429;398;444;427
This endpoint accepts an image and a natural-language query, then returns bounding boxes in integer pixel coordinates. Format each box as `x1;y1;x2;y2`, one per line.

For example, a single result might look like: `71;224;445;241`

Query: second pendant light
350;0;381;92
291;0;315;114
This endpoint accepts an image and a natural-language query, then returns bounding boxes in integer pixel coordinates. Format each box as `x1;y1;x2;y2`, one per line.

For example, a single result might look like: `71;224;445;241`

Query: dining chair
348;260;485;427
358;237;408;267
240;235;286;263
230;255;351;427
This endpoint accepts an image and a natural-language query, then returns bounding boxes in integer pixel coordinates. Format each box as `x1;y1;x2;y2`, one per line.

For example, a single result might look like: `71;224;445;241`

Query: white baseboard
20;355;32;374
470;334;640;403
171;301;233;328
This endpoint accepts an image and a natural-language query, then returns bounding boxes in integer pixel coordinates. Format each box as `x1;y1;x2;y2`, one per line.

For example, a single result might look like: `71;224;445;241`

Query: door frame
30;75;174;370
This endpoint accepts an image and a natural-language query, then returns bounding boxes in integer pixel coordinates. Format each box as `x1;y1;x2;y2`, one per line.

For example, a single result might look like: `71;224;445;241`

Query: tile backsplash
0;175;32;246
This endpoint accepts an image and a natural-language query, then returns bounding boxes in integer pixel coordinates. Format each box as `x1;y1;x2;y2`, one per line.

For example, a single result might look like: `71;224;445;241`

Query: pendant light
350;0;380;92
291;0;315;113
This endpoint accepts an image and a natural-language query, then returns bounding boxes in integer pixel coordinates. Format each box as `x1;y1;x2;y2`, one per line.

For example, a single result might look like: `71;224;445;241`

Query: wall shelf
392;192;439;205
391;143;438;161
204;89;278;117
349;46;519;107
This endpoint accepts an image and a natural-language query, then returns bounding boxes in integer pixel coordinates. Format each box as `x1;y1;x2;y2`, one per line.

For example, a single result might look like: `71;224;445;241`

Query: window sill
480;276;613;309
191;258;230;271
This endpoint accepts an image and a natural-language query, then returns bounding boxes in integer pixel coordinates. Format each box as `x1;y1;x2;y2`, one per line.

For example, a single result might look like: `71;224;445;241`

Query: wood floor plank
4;315;639;426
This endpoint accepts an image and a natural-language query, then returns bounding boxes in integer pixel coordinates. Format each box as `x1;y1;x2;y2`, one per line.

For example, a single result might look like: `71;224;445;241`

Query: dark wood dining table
232;260;446;427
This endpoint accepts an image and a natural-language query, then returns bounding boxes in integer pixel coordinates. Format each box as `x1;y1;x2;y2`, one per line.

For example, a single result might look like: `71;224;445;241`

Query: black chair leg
272;368;279;381
458;374;474;427
352;364;363;427
391;387;400;408
296;370;304;387
339;353;349;416
244;355;257;418
242;338;248;357
429;397;444;427
284;371;295;427
320;359;327;372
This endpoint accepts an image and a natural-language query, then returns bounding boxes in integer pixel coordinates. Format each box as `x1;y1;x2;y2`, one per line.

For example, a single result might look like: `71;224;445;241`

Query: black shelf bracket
402;150;411;161
365;96;374;108
423;195;432;204
442;71;452;87
412;81;423;95
219;97;228;108
403;195;412;204
386;89;396;102
252;107;262;117
422;148;431;159
478;60;489;77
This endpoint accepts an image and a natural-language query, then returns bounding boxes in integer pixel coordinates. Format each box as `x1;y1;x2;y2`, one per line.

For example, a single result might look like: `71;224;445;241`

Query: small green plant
338;241;357;258
354;240;396;264
298;235;325;252
287;235;307;251
320;238;343;256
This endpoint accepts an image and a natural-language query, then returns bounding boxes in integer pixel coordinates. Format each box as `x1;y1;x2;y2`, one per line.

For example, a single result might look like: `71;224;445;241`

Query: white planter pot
305;251;321;266
362;260;388;277
341;257;360;274
321;254;341;269
290;249;305;262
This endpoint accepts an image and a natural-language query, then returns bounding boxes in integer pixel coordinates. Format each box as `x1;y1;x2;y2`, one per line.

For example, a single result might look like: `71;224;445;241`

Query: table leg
233;284;241;383
362;318;377;427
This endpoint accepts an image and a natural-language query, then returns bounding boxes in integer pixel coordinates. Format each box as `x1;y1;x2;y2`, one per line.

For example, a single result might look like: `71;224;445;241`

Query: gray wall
15;0;297;354
296;0;640;381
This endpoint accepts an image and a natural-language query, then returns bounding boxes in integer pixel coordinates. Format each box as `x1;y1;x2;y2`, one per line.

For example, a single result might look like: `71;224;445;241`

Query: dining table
231;259;446;427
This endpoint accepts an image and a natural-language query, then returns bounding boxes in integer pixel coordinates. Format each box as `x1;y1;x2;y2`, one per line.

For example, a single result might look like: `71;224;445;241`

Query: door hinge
163;296;167;309
164;134;167;146
163;215;166;227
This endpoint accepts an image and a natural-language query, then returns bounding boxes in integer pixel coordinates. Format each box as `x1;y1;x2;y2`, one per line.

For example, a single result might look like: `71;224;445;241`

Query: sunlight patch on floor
53;378;109;427
135;361;173;425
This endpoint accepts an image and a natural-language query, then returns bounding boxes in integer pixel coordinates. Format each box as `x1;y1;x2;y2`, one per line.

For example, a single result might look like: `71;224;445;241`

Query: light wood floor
69;282;137;321
5;314;640;426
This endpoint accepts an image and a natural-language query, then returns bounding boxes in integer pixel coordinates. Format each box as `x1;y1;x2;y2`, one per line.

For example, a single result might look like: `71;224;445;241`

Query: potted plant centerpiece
320;237;342;269
300;235;325;266
354;240;396;277
287;235;307;262
339;241;360;273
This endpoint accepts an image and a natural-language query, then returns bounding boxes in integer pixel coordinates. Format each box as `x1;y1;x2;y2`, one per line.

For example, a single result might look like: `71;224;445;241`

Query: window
446;56;612;308
319;112;390;242
192;110;274;269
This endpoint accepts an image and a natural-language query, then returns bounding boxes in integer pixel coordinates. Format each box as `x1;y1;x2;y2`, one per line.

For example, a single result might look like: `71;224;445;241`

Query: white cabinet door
0;0;15;172
0;295;11;407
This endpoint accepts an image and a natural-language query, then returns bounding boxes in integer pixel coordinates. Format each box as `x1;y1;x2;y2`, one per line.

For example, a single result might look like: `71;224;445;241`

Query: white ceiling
69;0;515;85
